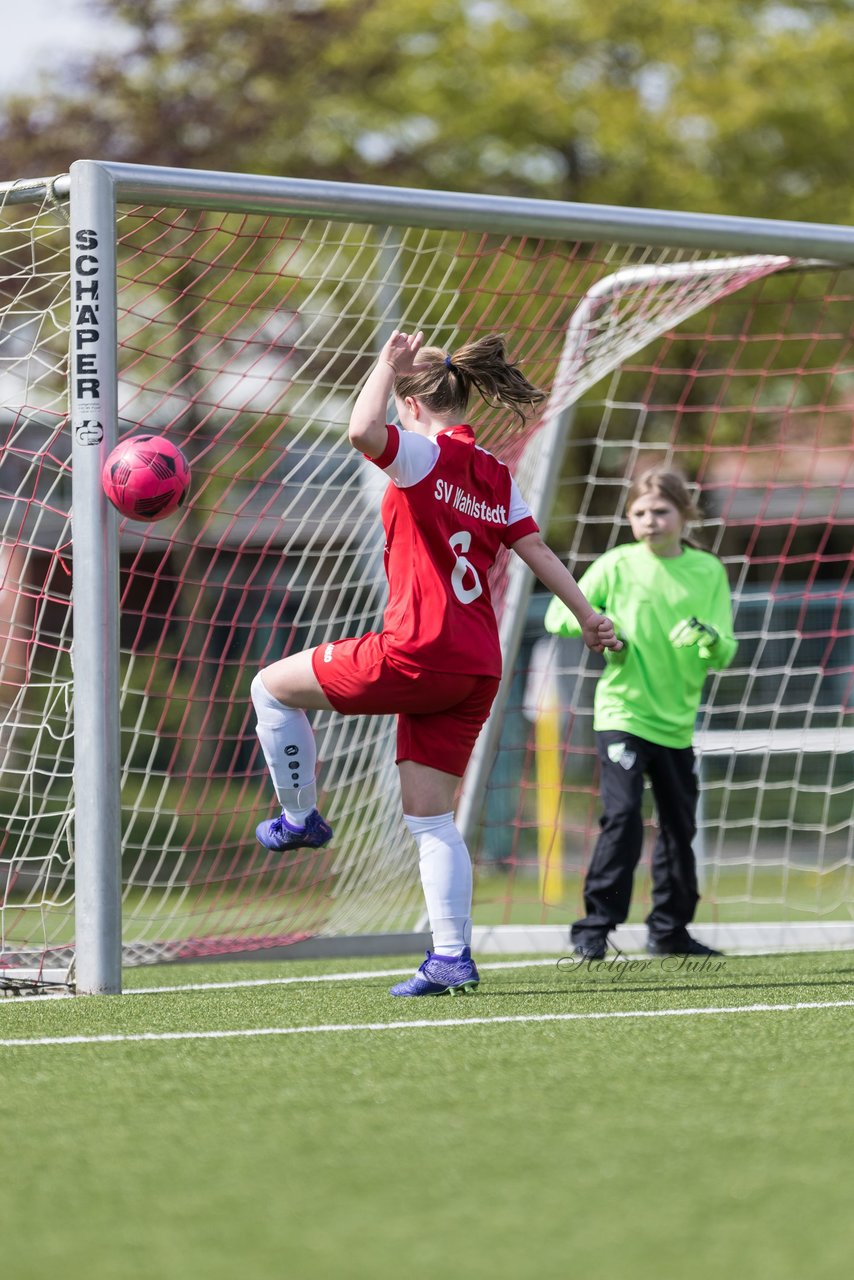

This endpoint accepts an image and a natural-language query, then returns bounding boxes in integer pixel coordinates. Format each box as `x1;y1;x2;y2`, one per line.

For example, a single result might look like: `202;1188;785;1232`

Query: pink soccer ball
102;434;191;522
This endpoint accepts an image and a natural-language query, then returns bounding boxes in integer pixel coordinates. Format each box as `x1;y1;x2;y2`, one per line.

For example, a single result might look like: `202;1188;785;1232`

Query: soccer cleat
255;808;333;852
646;933;723;958
572;937;608;961
389;947;480;997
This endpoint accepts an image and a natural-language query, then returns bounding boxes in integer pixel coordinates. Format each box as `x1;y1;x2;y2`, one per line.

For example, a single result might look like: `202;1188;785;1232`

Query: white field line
1;999;853;1049
1;992;74;1005
2;958;560;1005
131;958;559;995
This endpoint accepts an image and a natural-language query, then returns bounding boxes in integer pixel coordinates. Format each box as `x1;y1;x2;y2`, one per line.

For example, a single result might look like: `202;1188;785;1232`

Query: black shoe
646;935;723;958
572;938;608;961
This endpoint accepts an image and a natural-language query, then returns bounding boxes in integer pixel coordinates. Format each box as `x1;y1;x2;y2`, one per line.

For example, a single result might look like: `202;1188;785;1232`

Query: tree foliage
0;0;852;222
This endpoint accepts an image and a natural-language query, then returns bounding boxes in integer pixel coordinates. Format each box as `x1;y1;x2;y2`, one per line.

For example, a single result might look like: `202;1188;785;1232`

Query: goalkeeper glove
669;616;719;656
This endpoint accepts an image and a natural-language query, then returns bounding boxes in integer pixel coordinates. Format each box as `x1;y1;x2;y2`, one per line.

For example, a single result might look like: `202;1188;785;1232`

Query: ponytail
394;334;546;427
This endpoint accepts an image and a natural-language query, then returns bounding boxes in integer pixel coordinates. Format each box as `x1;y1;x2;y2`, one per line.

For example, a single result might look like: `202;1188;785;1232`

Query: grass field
2;950;853;1280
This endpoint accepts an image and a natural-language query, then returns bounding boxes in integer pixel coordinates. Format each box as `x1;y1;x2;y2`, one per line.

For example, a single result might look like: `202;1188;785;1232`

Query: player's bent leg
251;651;335;850
259;647;335;711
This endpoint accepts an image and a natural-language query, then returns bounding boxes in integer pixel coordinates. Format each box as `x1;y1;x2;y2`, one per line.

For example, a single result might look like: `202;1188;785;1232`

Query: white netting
1;186;75;975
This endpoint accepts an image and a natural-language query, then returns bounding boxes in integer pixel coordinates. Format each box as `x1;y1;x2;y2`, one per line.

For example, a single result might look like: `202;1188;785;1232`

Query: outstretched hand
582;613;623;654
381;330;424;377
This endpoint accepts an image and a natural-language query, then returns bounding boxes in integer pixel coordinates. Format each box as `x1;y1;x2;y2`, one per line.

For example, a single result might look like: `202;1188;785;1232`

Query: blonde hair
626;466;704;547
394;334;546;427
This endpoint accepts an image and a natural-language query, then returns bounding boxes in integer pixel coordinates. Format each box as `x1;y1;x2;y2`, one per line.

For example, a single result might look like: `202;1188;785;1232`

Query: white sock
251;673;317;825
404;811;473;957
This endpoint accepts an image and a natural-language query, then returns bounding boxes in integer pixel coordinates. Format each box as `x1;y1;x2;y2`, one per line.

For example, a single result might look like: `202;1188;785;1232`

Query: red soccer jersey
370;423;538;676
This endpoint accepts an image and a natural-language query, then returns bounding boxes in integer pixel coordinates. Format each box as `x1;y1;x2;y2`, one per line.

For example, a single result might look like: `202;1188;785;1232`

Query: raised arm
512;532;622;653
348;330;424;458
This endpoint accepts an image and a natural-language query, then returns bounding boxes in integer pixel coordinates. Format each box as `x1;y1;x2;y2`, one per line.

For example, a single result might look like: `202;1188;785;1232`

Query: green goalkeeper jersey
544;542;737;748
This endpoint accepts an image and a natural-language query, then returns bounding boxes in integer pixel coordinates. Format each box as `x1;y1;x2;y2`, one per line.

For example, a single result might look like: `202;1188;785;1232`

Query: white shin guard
404;811;473;957
250;673;318;821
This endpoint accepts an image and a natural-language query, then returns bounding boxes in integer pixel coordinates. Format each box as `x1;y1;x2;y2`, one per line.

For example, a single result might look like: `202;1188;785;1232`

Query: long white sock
250;673;317;824
404;811;472;957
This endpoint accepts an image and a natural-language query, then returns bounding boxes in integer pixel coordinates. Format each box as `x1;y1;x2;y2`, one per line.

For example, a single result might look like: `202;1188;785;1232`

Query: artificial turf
1;951;852;1280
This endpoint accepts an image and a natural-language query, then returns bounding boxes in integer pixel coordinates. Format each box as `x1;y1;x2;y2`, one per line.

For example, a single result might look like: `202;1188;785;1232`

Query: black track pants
570;730;700;947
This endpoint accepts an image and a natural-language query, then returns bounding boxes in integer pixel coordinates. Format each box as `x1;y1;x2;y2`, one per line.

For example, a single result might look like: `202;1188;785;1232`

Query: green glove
669;616;719;655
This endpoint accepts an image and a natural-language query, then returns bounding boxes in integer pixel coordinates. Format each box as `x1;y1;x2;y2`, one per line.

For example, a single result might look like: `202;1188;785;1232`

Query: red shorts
312;633;500;777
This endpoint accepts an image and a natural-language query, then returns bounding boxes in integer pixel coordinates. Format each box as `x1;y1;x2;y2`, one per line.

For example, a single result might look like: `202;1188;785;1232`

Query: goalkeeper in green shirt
544;467;737;959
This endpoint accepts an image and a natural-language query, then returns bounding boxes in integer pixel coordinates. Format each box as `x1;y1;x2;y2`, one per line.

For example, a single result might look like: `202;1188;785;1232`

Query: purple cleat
390;947;480;997
255;808;333;852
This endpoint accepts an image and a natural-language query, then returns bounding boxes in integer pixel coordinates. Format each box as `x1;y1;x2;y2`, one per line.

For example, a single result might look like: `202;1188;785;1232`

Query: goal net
476;261;853;953
0;165;851;987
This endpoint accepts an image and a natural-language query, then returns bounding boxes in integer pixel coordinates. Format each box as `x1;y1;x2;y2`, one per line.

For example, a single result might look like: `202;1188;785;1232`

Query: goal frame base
164;923;854;966
472;922;854;955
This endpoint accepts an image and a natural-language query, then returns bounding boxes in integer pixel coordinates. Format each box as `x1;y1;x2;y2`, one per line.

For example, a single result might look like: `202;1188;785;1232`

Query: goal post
0;160;852;992
69;161;122;994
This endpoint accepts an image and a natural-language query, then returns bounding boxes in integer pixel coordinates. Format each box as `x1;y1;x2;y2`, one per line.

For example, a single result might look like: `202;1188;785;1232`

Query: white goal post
1;160;852;993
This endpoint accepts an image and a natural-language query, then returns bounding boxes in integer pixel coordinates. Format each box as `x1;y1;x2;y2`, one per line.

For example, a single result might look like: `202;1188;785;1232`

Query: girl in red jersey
251;330;620;995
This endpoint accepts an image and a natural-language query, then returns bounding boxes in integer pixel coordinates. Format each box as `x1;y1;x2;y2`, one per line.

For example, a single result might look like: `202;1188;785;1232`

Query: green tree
0;0;852;221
